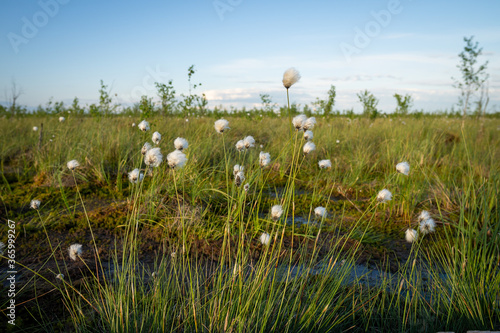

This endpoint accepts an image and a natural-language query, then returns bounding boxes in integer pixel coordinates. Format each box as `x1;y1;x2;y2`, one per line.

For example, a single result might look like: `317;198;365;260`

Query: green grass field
1;114;499;332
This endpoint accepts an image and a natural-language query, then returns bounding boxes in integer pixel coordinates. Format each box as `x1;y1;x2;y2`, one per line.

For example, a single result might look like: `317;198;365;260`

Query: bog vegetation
0;65;499;332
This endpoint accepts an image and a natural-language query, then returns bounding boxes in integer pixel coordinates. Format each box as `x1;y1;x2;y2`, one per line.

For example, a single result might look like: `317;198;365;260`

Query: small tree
452;36;489;117
196;93;209;115
139;95;155;118
394;93;413;115
98;80;112;115
259;93;276;113
70;97;84;115
178;65;204;117
357;90;379;118
5;78;23;116
54;101;65;114
89;103;100;117
155;81;176;115
313;85;336;116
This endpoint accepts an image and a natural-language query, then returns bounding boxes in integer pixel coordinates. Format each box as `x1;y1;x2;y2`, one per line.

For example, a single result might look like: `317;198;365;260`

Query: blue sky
1;0;499;113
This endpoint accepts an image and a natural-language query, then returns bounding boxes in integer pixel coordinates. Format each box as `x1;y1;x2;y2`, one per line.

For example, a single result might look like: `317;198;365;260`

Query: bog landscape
1;62;499;332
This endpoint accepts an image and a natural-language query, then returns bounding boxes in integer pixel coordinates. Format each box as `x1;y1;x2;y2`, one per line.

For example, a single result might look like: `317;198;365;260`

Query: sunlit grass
0;114;499;332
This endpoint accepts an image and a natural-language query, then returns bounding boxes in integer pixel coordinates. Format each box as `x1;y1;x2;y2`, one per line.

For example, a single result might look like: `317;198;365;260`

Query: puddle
285;216;317;226
267;187;309;198
266;187;343;202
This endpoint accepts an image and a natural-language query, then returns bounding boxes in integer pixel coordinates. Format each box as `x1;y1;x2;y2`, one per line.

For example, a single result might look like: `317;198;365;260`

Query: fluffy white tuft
174;137;189;151
145;148;163;168
243;136;255;149
167;150;188;169
282;67;301;89
303;141;316;155
303;117;316;130
377;189;392;203
234;170;245;187
67;160;80;171
318;159;332;169
405;229;418;243
292;114;307;130
214;119;230;133
138;120;150;132
68;243;83;261
314;206;327;219
271;204;283;221
396;161;410;175
419;218;436;235
233;164;244;176
30;199;41;210
235;140;245;152
152;131;162;145
259;152;271;167
418;210;431;222
59;116;65;122
303;130;313;141
259;232;271;246
142;142;152;155
128;169;144;184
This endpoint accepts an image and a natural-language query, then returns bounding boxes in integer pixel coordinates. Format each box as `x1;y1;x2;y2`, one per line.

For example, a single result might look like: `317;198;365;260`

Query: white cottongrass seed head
152;131;162;145
138;120;150;132
56;273;64;280
259;232;271;246
304;130;313;141
59;116;65;122
419;218;436;235
314;206;327;219
144;148;163;168
167;150;187;169
234;170;245;187
128;169;144;184
405;229;418;243
303;141;316;155
396;161;410;176
243;136;255;149
282;67;301;89
174;137;189;151
132;123;136;127
292;114;307;130
235;140;245;152
377;189;392;203
67;160;80;171
303;117;316;130
30;199;41;210
318;159;332;169
244;183;250;193
68;243;83;261
33;126;38;131
271;204;283;221
259;152;271;167
233;164;244;176
418;210;431;222
141;142;152;155
214;118;230;133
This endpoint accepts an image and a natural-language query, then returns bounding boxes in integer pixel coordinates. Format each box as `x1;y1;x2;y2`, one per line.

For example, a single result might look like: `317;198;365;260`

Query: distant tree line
1;37;495;119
